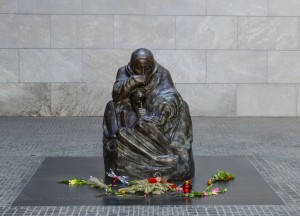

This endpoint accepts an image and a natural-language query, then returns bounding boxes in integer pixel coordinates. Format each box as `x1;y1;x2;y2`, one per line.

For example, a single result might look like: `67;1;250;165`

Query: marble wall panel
153;50;206;83
207;0;268;16
237;84;297;116
20;49;82;82
238;17;298;50
0;49;19;82
19;0;82;14
114;15;175;49
0;0;18;13
51;15;113;48
175;84;236;116
144;0;206;15
51;83;112;116
207;50;267;83
0;83;50;116
268;51;300;83
82;0;144;14
176;16;237;49
83;49;132;83
0;15;50;48
269;0;300;16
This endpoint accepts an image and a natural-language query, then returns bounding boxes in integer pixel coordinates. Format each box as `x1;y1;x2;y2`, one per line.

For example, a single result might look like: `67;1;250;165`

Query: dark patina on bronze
103;48;194;180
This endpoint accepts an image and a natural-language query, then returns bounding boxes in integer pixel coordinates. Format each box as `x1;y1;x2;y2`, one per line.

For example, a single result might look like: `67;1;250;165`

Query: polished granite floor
1;117;300;215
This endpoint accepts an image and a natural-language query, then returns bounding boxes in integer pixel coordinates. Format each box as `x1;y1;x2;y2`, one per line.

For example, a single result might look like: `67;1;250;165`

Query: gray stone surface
114;16;175;49
51;15;114;48
0;49;19;82
51;83;112;116
176;16;237;49
237;84;297;116
82;0;144;15
83;49;131;83
207;50;267;83
1;1;300;117
0;0;18;13
154;50;206;83
176;84;236;116
1;117;300;215
144;0;206;15
12;156;284;206
268;51;300;83
269;0;300;16
0;15;50;48
0;83;50;116
207;0;268;16
20;49;82;82
238;17;298;50
19;0;82;14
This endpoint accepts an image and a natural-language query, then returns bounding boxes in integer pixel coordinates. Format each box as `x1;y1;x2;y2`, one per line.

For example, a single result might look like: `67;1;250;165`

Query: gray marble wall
0;0;299;116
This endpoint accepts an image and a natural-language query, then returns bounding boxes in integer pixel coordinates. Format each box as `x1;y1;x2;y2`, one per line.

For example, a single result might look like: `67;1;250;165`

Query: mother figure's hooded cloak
103;48;194;180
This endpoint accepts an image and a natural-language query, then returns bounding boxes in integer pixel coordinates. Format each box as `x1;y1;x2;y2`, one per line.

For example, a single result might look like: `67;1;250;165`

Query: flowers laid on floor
58;178;89;186
57;169;235;198
207;170;235;186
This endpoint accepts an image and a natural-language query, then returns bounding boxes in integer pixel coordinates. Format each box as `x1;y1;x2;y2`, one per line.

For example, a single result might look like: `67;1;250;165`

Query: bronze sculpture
103;48;194;180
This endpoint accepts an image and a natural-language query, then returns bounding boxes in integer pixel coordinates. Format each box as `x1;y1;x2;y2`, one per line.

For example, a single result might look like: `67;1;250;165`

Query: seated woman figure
103;48;194;180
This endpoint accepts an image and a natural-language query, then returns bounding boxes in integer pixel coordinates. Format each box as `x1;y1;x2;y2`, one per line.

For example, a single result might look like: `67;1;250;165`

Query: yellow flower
69;179;78;185
120;190;126;194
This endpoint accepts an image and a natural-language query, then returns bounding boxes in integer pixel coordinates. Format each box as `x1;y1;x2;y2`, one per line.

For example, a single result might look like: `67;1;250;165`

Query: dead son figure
103;48;195;180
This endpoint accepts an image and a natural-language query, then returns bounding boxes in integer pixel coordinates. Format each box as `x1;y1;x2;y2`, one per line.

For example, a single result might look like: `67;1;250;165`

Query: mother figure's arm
112;68;147;102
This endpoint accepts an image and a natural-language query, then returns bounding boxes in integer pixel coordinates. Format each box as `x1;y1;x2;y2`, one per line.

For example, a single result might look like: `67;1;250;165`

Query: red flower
148;178;157;183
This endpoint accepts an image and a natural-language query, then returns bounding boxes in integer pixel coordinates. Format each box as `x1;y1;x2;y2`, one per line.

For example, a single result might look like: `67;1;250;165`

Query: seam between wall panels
81;49;83;83
205;49;207;83
297;85;299;116
266;51;269;84
297;17;300;50
175;16;177;49
50;15;51;48
0;13;298;17
18;49;20;83
1;48;299;51
50;83;52;115
237;17;239;49
113;15;115;49
235;84;238;116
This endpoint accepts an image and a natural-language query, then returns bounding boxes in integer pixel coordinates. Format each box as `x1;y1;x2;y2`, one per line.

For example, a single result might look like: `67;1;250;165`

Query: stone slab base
12;156;284;206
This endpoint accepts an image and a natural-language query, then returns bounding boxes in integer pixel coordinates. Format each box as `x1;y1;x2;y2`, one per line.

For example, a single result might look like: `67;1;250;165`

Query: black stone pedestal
12;156;284;206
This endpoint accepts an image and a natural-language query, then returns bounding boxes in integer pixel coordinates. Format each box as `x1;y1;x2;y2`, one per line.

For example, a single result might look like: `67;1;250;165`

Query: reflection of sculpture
103;48;194;180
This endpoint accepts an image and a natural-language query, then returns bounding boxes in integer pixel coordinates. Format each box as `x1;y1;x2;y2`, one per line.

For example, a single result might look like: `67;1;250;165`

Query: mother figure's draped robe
103;62;194;180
